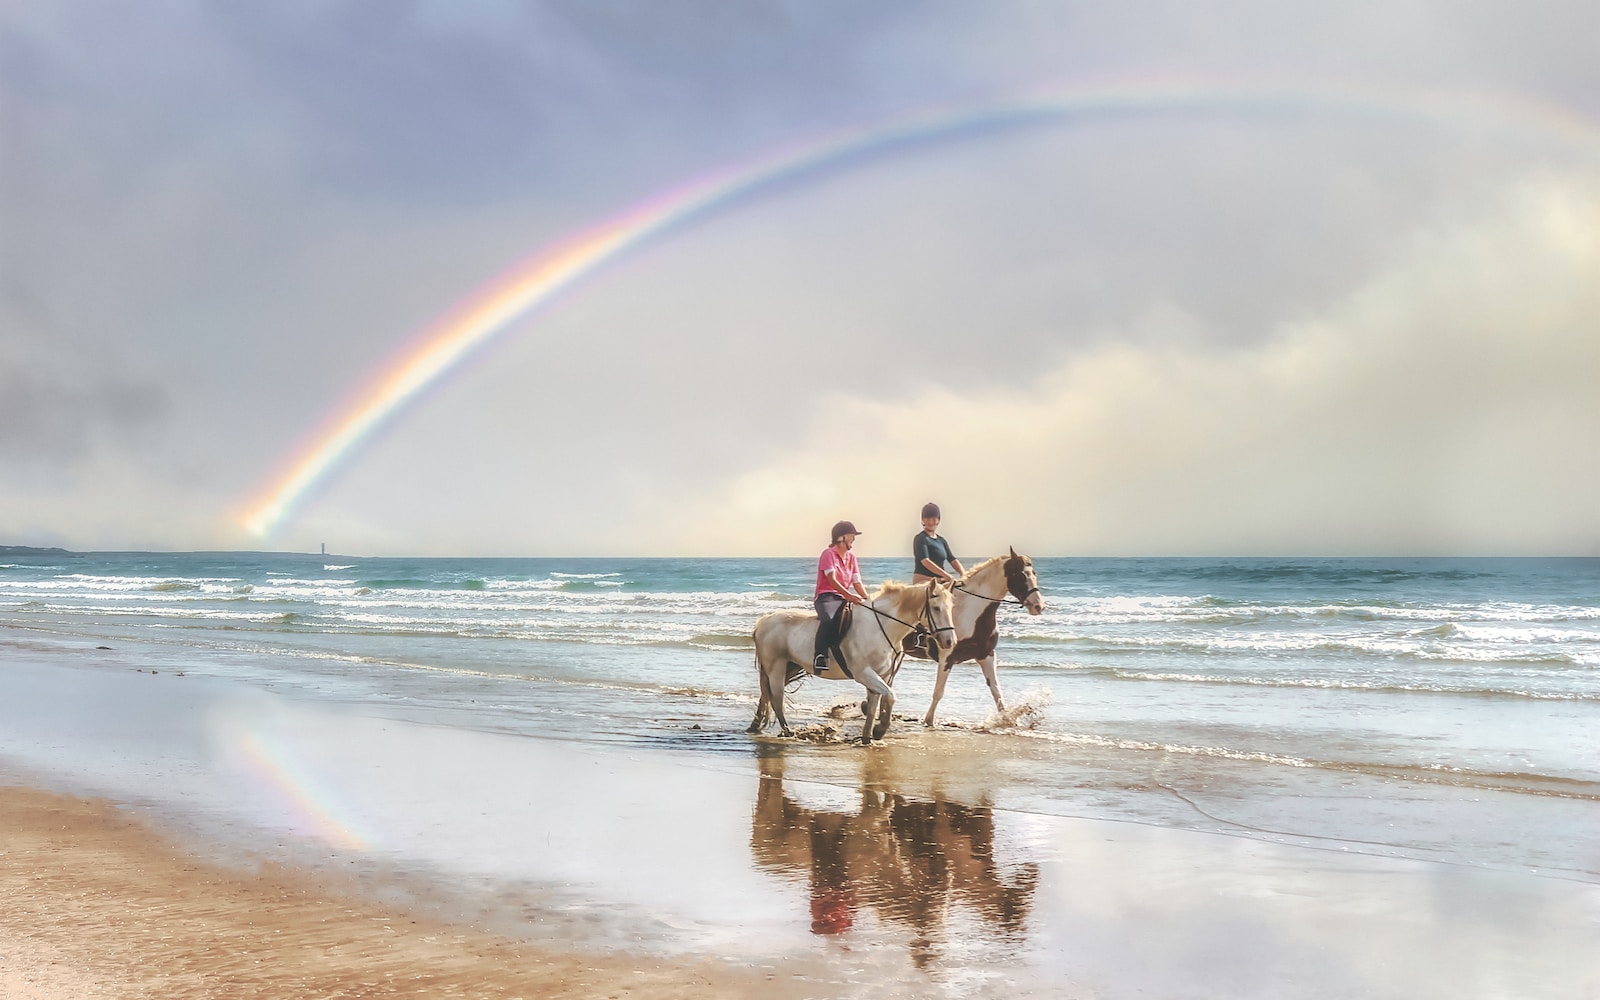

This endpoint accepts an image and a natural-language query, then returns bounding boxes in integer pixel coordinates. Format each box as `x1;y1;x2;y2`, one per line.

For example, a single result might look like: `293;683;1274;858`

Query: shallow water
3;553;1597;872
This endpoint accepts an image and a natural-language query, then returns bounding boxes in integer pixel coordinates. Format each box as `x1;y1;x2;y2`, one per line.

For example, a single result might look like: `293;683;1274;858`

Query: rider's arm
826;570;867;605
846;556;870;604
919;556;955;581
821;551;868;604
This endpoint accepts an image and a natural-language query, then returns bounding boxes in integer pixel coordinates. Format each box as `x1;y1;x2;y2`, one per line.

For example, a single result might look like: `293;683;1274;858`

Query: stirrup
813;654;827;671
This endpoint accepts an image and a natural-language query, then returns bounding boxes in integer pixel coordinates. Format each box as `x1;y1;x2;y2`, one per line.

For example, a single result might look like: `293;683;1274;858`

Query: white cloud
669;174;1600;557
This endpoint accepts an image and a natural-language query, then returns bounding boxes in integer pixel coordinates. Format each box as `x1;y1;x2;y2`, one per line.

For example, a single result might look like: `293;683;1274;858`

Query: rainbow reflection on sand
224;717;371;851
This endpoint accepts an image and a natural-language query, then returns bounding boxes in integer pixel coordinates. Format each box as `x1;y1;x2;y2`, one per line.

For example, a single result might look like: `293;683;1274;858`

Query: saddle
798;603;857;679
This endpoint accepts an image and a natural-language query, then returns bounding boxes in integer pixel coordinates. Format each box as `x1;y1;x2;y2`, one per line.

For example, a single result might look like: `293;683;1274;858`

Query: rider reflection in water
752;756;1040;964
814;520;870;673
809;813;855;934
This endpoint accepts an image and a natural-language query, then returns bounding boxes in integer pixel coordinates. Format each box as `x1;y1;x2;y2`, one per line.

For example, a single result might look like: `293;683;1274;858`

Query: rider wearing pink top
813;520;870;672
815;544;862;598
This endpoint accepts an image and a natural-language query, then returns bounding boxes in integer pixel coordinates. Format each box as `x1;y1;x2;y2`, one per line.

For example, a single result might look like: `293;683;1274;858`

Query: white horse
749;579;955;743
917;548;1045;726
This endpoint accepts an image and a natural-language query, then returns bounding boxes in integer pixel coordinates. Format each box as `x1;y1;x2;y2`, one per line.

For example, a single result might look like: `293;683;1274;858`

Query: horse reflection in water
751;754;1039;968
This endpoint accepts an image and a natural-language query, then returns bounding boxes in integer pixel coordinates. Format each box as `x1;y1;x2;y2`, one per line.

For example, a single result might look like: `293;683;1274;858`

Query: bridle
951;561;1041;608
863;584;955;639
862;583;956;680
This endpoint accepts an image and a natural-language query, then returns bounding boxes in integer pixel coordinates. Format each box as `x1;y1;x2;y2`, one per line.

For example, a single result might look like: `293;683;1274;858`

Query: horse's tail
752;632;771;699
748;634;772;734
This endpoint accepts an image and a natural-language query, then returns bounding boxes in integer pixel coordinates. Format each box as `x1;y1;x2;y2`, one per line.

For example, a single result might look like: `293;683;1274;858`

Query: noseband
916;588;957;646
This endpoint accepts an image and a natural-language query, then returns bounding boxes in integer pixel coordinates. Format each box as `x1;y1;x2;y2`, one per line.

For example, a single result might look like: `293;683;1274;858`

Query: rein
858;591;956;636
952;580;1040;606
863;586;955;682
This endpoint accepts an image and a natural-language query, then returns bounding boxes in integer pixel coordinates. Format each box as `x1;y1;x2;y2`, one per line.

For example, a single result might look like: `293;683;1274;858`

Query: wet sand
3;640;1599;998
0;785;803;1000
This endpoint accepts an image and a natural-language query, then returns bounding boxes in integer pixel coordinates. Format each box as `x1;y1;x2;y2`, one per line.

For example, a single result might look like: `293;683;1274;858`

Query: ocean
3;551;1597;882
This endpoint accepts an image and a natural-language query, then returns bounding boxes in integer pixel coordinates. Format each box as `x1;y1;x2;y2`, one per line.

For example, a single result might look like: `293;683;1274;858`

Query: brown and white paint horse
749;579;955;743
918;548;1045;726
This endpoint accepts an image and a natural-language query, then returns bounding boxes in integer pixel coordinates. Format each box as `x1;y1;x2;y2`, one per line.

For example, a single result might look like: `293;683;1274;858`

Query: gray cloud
0;368;165;464
658;175;1600;557
0;295;168;468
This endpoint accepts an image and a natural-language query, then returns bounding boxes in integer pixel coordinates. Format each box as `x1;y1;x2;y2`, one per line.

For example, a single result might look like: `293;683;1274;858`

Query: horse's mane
869;579;929;598
960;554;1011;580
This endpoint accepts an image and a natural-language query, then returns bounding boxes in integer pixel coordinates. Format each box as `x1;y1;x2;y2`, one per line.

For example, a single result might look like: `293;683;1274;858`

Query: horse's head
1004;546;1045;615
925;579;957;651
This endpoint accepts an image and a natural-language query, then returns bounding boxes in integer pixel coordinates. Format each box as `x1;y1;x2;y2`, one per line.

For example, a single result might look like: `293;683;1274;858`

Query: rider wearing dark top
913;531;956;580
911;502;965;583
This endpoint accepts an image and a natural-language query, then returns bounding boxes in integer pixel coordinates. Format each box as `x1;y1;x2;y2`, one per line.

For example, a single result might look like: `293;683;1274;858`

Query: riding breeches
814;592;847;663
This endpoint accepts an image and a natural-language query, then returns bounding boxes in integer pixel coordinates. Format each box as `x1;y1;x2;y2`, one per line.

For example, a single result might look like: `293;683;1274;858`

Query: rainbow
240;79;1600;537
233;727;370;850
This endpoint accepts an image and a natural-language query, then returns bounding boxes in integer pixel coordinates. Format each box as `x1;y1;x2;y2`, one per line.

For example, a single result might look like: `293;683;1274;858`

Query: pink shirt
815;546;861;597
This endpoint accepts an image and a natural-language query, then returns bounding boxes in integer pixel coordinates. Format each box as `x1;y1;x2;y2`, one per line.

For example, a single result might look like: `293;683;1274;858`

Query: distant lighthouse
320;542;326;555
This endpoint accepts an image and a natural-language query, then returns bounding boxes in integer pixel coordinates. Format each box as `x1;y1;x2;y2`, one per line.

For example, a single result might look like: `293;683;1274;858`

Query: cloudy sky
2;1;1597;557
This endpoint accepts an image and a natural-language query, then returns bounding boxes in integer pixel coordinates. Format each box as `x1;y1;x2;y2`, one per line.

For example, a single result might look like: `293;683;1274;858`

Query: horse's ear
1009;545;1019;559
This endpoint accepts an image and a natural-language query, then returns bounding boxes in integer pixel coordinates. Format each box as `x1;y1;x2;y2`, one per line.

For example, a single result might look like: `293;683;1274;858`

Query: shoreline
0;783;810;1000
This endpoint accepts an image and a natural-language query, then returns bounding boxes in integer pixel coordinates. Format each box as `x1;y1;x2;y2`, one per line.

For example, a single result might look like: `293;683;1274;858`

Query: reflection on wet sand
751;752;1039;968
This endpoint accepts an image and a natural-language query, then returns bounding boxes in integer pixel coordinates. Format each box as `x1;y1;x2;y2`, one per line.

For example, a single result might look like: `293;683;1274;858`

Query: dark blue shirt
912;532;956;578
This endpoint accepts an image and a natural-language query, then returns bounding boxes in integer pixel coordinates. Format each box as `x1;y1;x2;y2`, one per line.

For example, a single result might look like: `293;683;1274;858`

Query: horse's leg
871;693;895;742
978;653;1006;713
855;668;894;744
923;657;955;727
747;654;772;734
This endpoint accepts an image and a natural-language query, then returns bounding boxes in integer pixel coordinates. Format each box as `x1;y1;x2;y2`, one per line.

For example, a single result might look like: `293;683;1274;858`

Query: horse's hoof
780;728;794;738
922;716;935;727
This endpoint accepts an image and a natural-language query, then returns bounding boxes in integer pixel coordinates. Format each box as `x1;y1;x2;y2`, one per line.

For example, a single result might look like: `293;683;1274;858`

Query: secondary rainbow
241;78;1600;537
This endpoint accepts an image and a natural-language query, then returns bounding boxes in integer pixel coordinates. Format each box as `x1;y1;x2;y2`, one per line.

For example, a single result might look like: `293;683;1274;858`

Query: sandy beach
6;747;1599;1000
0;784;808;1000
